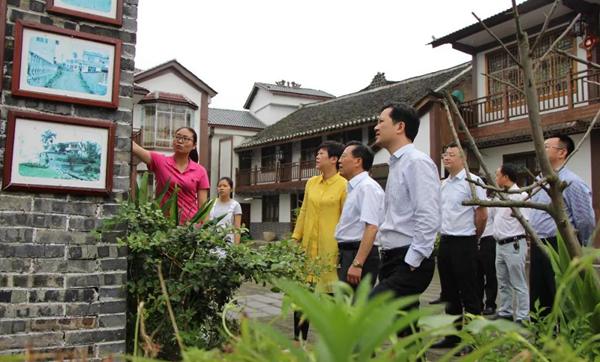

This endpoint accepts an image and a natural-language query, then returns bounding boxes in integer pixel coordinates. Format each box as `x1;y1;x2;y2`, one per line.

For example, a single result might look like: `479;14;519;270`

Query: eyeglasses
543;145;565;150
175;135;194;143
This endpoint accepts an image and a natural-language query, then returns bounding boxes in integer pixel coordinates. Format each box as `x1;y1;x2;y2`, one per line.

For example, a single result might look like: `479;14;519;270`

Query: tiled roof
139;91;198;109
208;108;266;129
134;59;218;97
237;63;471;150
243;82;334;109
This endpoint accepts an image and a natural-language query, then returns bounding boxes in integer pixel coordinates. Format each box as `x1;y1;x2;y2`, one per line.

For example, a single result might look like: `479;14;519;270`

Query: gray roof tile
208;108;266;129
237;63;471;149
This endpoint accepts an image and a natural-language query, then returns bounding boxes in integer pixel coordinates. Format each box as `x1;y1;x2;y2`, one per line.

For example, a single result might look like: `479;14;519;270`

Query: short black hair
443;142;464;156
344;140;375;171
500;163;519;183
380;102;420;141
556;135;575;156
318;140;345;169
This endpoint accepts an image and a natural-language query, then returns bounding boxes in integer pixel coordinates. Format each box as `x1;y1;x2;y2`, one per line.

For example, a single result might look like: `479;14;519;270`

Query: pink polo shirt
148;152;210;223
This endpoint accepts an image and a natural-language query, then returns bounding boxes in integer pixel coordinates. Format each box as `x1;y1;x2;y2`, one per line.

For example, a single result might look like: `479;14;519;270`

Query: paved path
233;269;447;354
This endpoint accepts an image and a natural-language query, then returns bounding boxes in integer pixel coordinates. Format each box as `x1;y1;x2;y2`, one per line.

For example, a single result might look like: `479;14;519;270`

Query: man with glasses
529;135;595;317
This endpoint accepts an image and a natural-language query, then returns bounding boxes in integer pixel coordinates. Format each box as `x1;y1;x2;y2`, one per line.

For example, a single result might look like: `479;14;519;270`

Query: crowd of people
132;103;596;354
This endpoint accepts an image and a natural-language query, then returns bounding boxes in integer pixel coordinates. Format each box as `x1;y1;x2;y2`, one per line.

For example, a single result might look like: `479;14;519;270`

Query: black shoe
430;336;460;349
429;297;444;305
482;307;496;315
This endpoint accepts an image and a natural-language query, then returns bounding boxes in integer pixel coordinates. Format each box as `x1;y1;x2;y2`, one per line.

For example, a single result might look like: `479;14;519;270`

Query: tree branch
441;98;478;199
559;107;600;172
534;13;581;72
472;11;522;68
466;176;548;194
462;198;551;211
554;48;600;70
530;0;560;54
512;0;583;259
481;72;524;94
442;93;544;250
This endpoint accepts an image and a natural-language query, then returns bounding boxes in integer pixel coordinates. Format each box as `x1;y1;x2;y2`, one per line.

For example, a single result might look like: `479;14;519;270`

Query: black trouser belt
497;235;526;245
338;241;361;250
379;245;409;259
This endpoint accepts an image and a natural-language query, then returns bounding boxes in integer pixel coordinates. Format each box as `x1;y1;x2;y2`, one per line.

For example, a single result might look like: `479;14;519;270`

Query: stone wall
0;0;137;357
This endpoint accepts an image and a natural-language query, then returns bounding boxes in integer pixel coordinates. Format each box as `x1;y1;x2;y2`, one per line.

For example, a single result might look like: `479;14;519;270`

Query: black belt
379;245;409;259
338;241;361;250
497;235;526;245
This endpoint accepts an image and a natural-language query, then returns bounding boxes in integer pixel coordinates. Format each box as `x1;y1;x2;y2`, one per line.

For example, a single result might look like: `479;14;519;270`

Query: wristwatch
351;260;363;268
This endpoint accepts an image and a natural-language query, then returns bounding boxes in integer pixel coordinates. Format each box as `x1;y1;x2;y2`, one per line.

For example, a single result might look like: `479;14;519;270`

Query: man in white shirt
494;164;529;323
335;141;384;289
370;103;440;319
433;142;487;350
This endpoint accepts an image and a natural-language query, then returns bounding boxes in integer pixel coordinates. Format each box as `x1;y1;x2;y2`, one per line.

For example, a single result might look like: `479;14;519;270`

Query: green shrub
99;174;316;358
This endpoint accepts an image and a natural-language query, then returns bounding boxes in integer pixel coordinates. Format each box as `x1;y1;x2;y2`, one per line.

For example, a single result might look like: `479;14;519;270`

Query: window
142;103;194;148
239;151;252;170
261;146;276;169
300;137;322;162
503;151;540;187
262;195;279;222
486;29;575;104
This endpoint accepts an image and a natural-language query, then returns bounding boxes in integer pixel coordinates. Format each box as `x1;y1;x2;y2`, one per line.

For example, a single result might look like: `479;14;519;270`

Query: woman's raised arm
132;141;152;165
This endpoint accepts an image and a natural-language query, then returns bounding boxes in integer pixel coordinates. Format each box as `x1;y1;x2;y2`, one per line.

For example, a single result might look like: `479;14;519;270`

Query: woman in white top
209;177;243;244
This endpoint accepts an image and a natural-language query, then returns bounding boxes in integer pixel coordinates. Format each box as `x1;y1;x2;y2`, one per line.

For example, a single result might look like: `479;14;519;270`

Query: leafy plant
98;175;316;358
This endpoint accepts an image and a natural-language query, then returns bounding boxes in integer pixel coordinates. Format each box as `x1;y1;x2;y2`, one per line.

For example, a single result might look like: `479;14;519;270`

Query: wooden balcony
236;161;319;193
459;70;600;128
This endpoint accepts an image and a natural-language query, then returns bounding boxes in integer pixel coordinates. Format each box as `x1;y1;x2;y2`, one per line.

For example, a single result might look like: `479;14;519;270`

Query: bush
99;175;316;358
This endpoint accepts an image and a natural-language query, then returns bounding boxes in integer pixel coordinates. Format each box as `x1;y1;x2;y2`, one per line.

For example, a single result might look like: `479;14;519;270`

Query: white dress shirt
481;200;496;238
377;144;441;268
440;169;486;236
493;184;527;240
335;171;384;243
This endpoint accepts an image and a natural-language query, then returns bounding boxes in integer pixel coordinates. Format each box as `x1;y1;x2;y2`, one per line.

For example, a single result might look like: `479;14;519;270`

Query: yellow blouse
292;173;347;292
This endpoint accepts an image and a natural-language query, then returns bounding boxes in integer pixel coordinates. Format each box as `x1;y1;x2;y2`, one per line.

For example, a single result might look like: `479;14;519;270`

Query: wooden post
567;71;573;109
503;85;510;122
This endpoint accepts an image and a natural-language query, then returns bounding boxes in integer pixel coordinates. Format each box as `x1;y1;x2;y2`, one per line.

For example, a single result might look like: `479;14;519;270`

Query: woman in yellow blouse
291;140;347;341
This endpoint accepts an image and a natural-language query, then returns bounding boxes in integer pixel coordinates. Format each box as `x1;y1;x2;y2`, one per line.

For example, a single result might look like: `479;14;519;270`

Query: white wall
136;71;203;132
250;199;262;223
414;112;431;156
279;194;291;223
254;103;298;126
479;133;592;187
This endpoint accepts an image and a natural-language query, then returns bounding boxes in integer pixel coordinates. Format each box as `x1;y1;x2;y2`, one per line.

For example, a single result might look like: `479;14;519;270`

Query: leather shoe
429;297;444;305
482;307;496;315
430;335;460;349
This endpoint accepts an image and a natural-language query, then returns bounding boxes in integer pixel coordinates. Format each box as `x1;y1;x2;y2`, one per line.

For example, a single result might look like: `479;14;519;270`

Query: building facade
431;0;600;245
235;64;472;240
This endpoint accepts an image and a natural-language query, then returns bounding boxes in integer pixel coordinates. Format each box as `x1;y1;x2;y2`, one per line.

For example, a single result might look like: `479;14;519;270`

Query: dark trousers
370;245;434;302
530;237;557;317
477;235;497;310
438;235;481;315
338;242;380;289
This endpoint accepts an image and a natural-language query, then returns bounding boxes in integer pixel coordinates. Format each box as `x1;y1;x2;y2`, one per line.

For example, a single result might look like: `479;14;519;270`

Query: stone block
65;328;125;345
66;274;99;288
0;332;64;350
32;259;68;273
98;300;126;314
69;245;98;260
30;316;97;331
33;275;64;288
0;258;30;273
36;229;88;244
100;258;127;271
0;195;32;211
0;227;34;243
98;314;126;328
101;273;126;286
99;287;125;299
0;319;27;334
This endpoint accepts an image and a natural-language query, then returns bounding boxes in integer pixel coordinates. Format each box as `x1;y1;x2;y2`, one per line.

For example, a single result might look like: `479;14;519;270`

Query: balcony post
567;71;573;109
503;85;510;123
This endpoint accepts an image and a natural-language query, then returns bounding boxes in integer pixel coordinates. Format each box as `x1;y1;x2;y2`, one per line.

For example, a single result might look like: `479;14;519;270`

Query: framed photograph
2;111;115;195
47;0;123;26
11;21;121;108
0;0;7;96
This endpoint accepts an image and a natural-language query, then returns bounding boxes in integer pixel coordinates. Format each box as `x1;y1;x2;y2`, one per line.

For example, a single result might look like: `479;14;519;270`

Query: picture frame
2;111;115;195
0;0;7;97
47;0;123;26
11;21;122;108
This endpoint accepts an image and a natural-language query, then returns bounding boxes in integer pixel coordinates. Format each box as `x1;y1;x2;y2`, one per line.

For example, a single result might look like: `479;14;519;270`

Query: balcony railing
459;70;600;128
236;161;319;187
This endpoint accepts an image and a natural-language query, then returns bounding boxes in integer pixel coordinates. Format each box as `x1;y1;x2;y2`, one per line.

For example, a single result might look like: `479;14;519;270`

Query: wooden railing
459;70;600;128
236;161;319;187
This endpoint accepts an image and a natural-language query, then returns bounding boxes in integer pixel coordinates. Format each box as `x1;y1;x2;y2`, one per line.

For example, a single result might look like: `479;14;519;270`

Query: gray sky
135;1;518;110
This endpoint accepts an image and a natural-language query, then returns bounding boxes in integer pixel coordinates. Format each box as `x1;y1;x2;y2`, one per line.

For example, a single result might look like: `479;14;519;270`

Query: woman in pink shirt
132;127;210;223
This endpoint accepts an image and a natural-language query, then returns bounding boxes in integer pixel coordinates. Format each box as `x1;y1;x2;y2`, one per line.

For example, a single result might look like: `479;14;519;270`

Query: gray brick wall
0;0;137;358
